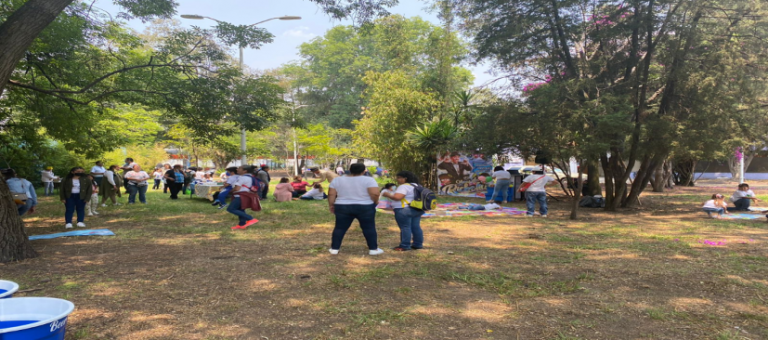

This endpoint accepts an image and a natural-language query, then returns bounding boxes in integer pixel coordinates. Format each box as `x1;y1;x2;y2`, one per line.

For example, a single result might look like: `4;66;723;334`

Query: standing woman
164;164;185;199
382;171;424;251
488;166;512;204
327;163;383;255
60;167;92;228
100;165;122;206
124;165;150;204
162;164;172;193
152;168;164;190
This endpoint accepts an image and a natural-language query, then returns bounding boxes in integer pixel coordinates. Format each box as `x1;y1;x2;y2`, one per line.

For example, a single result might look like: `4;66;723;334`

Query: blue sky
95;0;495;87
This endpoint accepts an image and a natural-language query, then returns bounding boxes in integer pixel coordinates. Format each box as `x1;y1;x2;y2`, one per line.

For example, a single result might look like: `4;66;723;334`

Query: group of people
701;183;761;218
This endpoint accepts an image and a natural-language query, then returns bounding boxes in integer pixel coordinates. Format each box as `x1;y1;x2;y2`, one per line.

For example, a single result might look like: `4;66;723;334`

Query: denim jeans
490;179;510;202
17;200;33;216
214;187;232;204
127;185;148;203
227;196;253;226
393;207;424;249
331;204;378;250
65;194;86;223
44;182;54;196
525;191;548;216
727;198;751;211
153;179;161;190
703;207;724;217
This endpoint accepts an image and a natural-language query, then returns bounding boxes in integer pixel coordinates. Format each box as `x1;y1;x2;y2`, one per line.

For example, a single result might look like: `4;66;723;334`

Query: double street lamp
180;14;301;166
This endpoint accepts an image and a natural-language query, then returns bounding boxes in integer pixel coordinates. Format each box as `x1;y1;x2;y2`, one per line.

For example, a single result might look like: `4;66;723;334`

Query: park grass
2;182;768;339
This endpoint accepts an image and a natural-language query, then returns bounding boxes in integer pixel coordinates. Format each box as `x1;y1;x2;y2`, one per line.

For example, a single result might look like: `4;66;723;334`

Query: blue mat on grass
29;229;115;240
721;213;765;220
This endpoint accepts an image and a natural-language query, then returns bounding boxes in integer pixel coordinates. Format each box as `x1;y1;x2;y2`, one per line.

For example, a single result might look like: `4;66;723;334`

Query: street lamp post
180;14;301;166
291;104;309;176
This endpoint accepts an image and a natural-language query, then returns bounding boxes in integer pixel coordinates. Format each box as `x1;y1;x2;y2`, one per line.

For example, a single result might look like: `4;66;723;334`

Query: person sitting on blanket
702;193;729;219
728;183;760;211
377;183;397;210
300;183;328;200
212;167;238;209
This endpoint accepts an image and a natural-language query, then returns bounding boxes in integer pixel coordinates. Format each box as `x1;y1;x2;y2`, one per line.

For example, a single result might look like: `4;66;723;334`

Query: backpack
245;174;265;194
407;183;437;211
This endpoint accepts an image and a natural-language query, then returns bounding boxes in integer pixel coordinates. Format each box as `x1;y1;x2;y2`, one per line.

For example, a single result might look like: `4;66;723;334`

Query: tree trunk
0;179;38;262
0;0;74;94
652;162;664;192
585;161;601;196
569;160;585;220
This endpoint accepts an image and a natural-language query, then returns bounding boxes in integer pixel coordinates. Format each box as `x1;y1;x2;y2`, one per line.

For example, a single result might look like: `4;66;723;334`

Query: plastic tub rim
0;280;19;299
0;297;75;334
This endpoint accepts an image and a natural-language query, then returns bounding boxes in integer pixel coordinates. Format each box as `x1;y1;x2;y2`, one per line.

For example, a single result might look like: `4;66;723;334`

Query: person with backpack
382;170;427;251
327;163;384;255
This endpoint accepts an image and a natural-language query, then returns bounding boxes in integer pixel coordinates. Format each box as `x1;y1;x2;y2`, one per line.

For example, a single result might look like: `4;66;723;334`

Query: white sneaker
542;215;548;218
87;213;93;217
502;200;508;204
93;211;99;215
65;223;73;229
114;203;121;206
369;248;384;256
101;204;107;207
526;214;533;217
329;249;339;255
76;222;86;228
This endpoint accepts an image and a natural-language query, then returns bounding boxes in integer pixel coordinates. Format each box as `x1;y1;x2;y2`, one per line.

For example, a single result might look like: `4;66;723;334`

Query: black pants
261;185;269;200
153;179;161;190
169;183;183;199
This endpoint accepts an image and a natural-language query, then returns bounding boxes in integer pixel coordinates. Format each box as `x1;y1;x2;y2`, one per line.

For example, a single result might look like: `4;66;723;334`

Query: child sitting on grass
377;183;397;209
300;183;328;200
702;194;729;219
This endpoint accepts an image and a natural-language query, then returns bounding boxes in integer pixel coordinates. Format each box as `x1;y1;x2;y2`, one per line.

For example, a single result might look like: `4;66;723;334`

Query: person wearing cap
4;169;37;216
310;167;338;187
255;164;271;199
41;166;57;196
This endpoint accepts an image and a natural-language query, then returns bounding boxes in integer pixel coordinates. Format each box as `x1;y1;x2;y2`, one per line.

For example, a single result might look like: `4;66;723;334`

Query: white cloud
282;26;317;39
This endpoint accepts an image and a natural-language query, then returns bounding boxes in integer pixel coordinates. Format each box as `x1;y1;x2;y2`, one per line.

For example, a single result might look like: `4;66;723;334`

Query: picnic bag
245;174;265;194
407;183;437;211
518;175;544;192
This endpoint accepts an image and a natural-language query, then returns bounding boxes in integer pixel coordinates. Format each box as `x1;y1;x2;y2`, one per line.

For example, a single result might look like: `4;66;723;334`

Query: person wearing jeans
164;164;185;199
382;170;425;251
227;166;260;230
59;167;92;228
489;166;511;203
327;163;383;255
124;165;150;204
727;183;759;211
702;194;728;218
521;167;555;217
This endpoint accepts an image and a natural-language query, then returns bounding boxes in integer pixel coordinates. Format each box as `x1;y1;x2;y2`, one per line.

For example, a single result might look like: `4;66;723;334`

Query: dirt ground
2;181;767;340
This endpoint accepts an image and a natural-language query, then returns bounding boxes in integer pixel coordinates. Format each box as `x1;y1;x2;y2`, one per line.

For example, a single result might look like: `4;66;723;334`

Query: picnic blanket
721;213;765;220
748;207;768;212
378;203;527;218
29;229;115;240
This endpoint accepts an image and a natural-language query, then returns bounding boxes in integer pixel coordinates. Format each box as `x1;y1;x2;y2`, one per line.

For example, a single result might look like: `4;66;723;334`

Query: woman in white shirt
382;170;424;251
702;194;729;218
152;168;164;190
124;165;150;204
488;166;512;204
326;163;383;255
300;184;328;200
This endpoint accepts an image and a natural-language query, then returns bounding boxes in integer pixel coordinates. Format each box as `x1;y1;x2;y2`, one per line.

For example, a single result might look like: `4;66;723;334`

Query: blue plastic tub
0;281;18;299
0;297;75;340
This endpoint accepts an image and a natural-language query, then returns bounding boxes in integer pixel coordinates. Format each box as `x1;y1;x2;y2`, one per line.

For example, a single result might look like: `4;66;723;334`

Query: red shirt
291;181;309;191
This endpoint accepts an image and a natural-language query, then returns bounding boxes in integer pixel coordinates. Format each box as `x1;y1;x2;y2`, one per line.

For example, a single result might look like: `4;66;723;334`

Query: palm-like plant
407;119;458;151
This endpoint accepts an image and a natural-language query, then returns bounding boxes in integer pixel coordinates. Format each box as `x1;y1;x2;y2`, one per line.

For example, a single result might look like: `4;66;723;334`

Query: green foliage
355;70;438;178
284;15;471;128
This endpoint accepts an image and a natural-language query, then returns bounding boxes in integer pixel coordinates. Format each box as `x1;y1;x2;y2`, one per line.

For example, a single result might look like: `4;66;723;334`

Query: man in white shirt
521;167;556;217
728;183;760;211
90;161;107;186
